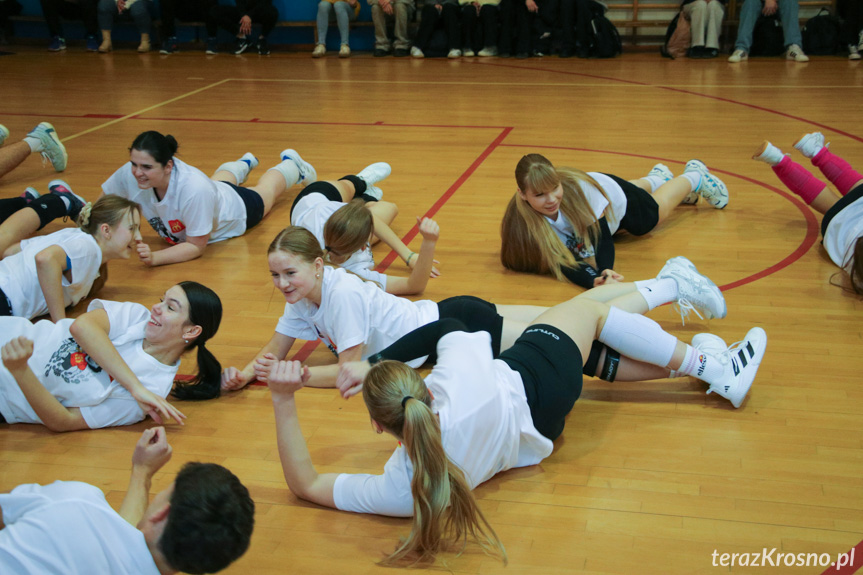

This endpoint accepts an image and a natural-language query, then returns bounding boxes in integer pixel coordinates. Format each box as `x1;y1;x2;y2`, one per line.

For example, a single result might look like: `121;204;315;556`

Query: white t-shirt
0;300;179;429
102;157;247;244
0;480;160;575
823;195;863;271
0;228;102;320
290;193;389;289
275;266;438;365
332;331;553;517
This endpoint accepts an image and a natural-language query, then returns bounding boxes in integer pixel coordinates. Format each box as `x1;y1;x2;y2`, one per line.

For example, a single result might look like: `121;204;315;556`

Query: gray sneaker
27;122;68;172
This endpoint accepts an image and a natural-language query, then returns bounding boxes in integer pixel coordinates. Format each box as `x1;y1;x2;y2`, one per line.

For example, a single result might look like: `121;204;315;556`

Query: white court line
62;78;233;142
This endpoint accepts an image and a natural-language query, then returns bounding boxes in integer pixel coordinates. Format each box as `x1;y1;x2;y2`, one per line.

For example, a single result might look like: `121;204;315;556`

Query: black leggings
0;194;68;229
289;176;372;217
437;295;504;357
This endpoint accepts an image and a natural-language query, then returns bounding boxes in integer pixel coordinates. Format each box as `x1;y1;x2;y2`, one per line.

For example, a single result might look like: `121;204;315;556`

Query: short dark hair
159;462;255;574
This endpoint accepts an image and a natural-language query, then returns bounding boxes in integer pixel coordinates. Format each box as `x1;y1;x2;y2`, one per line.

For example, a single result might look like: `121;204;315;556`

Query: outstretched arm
384;217;440;295
69;309;185;425
138;234;209;267
269;361;338;507
119;427;173;525
1;337;89;432
303;344;363;389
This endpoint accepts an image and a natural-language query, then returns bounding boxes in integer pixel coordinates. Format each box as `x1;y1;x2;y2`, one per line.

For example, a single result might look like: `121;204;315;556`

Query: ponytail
172;281;223;400
364;362;507;566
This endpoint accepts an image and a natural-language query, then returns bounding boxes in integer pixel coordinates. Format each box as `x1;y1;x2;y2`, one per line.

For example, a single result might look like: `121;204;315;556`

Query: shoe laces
672;298;703;326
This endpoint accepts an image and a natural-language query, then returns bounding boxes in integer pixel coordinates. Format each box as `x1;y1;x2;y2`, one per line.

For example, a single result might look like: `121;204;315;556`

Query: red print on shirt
70;352;88;370
169;220;186;234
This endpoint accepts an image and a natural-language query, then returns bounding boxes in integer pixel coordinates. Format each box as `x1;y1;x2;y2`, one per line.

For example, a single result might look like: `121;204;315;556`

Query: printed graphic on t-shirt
314;324;339;357
169;220;185;234
148;217;181;245
565;233;594;259
44;338;104;385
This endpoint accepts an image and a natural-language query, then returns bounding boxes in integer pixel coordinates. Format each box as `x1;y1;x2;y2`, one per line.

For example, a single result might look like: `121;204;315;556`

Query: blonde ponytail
364;362;507;567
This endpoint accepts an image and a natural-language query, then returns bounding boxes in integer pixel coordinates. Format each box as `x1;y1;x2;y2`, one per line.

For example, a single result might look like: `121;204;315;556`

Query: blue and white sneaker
48;36;66;52
657;256;727;323
48;180;86;220
703;327;767;408
280;149;317;186
684;159;728;209
20;187;41;202
160;36;178;55
86;35;99;52
27;122;68;172
0;124;9;147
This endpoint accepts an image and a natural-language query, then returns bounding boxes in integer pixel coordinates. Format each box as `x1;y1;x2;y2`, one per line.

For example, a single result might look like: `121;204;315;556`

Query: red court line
658;87;863;144
286;126;513;366
821;540;863;575
499;144;820;290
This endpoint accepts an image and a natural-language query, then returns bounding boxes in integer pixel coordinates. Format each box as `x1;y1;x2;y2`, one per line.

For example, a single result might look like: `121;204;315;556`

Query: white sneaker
684;159;729;209
705;327;767;408
478;46;498;57
447;49;462;58
312;44;326;58
27;122;67;172
411;46;424;58
0;124;8;147
339;44;351;58
728;49;748;63
648;163;674;183
691;333;727;355
752;141;784;166
849;44;861;61
364;184;384;201
785;44;809;62
463;48;475;57
793;132;826;159
357;162;391;186
657;256;727;323
240;152;259;171
280;149;317;185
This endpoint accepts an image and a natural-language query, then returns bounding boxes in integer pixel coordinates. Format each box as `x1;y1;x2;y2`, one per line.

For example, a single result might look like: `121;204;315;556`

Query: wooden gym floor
0;46;862;574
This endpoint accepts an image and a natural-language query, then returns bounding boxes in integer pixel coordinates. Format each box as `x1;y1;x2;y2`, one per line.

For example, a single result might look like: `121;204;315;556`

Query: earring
316;273;320;278
376;429;382;435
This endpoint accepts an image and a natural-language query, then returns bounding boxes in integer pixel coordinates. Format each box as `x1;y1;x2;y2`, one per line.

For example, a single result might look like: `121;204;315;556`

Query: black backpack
750;14;785;56
590;15;622;58
802;8;840;55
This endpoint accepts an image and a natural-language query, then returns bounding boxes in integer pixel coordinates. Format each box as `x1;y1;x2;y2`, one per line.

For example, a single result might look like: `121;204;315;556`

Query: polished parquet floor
0;46;862;574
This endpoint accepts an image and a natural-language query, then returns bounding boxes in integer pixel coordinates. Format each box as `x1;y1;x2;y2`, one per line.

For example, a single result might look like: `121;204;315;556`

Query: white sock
24;136;42;153
216;160;251;185
268;160;300;188
753;142;785;166
681;171;701;193
676;344;726;384
598;307;678;367
634;277;678;310
643;175;667;193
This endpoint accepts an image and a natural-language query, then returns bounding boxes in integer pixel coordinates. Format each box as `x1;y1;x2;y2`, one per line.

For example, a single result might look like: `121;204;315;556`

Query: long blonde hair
501;153;612;282
363;361;507;567
323;199;373;264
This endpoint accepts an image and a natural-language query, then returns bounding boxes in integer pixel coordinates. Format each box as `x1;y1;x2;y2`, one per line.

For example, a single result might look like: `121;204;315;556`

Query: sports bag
802;8;840;55
590;15;622;58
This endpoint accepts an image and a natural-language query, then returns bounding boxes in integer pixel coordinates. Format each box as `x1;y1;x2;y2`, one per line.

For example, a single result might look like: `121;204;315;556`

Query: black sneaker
373;48;390;57
257;37;270;55
48;180;86;220
160;36;178;54
234;36;253;55
393;48;409;57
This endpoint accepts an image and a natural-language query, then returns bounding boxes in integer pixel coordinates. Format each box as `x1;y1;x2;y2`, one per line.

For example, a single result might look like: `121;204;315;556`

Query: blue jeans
317;1;356;46
735;0;802;51
98;0;150;32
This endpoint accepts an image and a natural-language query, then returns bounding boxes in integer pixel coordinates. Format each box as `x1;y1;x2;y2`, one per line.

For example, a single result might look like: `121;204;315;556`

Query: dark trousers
210;3;278;37
461;3;498;50
40;0;98;36
415;3;459;51
0;0;23;32
516;0;557;54
560;0;602;51
160;0;217;37
838;0;863;45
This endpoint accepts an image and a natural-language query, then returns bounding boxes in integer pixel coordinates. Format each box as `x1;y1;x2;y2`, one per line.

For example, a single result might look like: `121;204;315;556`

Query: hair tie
401;396;413;409
79;202;94;227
